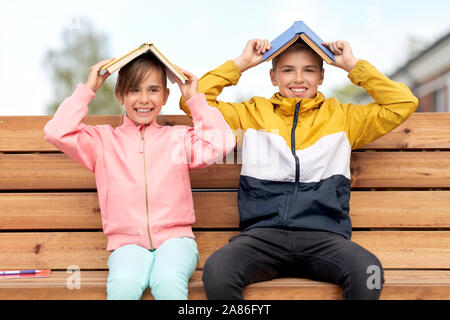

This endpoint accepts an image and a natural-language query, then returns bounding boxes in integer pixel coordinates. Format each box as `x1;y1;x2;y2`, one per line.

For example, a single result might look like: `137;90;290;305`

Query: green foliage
405;35;430;61
331;83;366;104
44;18;121;115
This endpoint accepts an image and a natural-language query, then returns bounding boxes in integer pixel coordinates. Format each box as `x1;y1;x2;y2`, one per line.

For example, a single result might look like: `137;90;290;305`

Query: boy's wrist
343;58;358;73
233;56;251;73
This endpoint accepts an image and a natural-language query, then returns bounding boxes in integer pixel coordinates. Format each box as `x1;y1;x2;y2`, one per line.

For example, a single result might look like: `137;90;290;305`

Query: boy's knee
203;250;232;285
202;251;245;299
343;251;384;299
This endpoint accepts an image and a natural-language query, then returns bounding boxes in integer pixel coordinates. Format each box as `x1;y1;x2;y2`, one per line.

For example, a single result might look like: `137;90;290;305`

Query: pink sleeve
43;84;102;172
183;93;236;170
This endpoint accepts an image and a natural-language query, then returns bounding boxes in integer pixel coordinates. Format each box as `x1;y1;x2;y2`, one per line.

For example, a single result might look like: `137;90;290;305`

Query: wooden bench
0;113;449;300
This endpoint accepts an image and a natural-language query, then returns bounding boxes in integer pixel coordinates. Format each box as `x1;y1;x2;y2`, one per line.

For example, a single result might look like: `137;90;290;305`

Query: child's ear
270;69;278;86
319;68;325;85
116;93;123;106
163;88;170;105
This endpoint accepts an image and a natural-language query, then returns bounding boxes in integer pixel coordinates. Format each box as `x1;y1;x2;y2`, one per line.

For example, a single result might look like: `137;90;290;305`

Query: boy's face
270;50;324;99
117;68;169;126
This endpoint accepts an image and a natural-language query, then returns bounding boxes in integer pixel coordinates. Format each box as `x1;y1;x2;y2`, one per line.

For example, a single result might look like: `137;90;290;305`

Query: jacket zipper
140;129;154;250
291;100;302;191
283;100;302;226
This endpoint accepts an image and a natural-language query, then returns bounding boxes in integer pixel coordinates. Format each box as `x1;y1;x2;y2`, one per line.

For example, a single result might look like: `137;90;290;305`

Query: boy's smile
270;50;324;100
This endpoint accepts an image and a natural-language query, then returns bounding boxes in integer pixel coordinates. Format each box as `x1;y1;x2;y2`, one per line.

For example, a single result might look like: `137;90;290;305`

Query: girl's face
117;68;170;126
270;50;324;99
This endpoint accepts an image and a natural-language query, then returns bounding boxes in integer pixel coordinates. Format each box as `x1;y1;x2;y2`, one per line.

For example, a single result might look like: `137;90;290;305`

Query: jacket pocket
102;183;145;236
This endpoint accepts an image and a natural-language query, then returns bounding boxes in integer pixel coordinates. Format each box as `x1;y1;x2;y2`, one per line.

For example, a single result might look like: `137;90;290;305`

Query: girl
44;53;236;300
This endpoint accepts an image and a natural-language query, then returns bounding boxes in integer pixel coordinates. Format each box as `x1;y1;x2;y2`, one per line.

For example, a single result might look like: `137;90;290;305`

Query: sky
1;0;449;116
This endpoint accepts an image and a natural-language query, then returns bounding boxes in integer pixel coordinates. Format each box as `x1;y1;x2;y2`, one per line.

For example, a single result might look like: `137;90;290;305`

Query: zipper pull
140;131;144;153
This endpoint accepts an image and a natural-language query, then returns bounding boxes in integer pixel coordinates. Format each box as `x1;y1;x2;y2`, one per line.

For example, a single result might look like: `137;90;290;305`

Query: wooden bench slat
361;113;450;150
2;152;450;190
0;154;95;190
350;151;450;188
0;231;448;269
0;193;102;229
348;190;450;228
1;191;450;230
0;270;449;300
0;115;193;152
2;113;450;152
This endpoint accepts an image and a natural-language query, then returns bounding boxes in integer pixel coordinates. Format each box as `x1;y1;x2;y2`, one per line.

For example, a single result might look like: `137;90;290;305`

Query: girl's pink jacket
44;84;236;251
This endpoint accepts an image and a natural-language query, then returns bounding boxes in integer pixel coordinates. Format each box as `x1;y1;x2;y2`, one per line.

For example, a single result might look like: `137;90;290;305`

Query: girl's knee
151;270;189;299
107;272;148;300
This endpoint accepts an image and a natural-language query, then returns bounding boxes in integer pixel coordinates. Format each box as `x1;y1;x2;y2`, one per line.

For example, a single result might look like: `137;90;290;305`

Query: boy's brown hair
115;52;167;99
271;39;324;71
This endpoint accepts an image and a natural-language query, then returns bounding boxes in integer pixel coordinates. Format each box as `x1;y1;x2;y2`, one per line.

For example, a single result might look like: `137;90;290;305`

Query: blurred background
1;0;449;116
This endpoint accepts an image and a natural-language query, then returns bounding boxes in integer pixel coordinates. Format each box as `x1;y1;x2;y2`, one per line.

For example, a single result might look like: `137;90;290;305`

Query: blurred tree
405;35;430;61
44;17;121;115
331;83;366;104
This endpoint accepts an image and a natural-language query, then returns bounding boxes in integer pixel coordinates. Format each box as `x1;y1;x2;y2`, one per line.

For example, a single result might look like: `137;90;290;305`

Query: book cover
263;21;335;64
101;43;188;84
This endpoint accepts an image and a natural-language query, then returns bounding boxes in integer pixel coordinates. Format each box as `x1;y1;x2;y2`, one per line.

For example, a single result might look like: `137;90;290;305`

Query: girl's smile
117;69;170;126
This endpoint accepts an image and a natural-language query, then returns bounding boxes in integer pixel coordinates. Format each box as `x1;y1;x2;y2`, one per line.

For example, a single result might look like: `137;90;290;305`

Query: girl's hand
176;68;199;101
233;39;271;73
322;41;358;72
85;58;115;93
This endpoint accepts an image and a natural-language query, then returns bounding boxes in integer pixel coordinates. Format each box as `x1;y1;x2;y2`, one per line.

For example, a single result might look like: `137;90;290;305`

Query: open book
263;21;335;64
101;43;188;83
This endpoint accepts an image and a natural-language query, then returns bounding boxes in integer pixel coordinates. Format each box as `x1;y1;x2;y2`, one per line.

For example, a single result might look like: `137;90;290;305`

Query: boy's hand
85;58;115;93
176;67;199;101
322;41;358;72
233;39;271;73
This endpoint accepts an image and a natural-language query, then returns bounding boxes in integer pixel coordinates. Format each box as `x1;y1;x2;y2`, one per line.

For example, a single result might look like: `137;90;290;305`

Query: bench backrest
0;113;449;271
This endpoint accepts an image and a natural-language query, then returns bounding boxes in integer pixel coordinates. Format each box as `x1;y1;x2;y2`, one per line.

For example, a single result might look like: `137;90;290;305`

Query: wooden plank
2;152;450;190
2;113;450;152
362;113;450;150
349;191;450;228
0;154;95;190
0;231;448;269
350;151;450;188
0;270;449;300
0;232;108;269
1;191;450;230
0;193;102;229
351;231;450;269
0;154;240;190
0;115;193;152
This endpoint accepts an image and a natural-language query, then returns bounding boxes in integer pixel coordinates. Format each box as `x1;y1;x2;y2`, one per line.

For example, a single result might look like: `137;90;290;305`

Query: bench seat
1;270;449;300
0;113;449;300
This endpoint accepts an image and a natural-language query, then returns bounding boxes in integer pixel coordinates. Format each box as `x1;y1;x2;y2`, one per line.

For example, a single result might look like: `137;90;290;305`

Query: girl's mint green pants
106;238;198;300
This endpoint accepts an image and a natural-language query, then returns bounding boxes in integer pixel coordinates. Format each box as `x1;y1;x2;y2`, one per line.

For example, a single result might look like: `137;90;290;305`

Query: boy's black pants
202;228;384;300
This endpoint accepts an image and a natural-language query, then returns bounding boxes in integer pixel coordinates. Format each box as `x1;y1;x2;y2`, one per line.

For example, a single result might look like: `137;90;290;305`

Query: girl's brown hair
115;52;167;99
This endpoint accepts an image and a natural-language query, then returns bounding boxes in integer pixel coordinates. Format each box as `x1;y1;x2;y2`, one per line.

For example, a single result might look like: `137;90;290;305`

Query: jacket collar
269;91;326;115
121;113;163;130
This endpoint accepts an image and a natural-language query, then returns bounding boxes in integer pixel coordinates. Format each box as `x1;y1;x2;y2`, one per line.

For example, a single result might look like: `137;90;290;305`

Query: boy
180;38;418;299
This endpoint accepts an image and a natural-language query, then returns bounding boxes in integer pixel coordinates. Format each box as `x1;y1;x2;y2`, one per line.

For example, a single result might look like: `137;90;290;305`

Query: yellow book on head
101;43;188;83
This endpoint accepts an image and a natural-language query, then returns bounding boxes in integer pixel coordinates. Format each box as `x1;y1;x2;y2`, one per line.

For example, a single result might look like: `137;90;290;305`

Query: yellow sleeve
343;60;419;149
179;60;252;131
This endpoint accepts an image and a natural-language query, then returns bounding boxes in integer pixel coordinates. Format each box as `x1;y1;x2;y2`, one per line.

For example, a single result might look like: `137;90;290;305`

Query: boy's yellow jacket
180;59;418;239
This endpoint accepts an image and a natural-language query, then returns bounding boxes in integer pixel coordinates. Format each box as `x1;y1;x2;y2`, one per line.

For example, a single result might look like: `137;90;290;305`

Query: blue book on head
263;21;335;64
